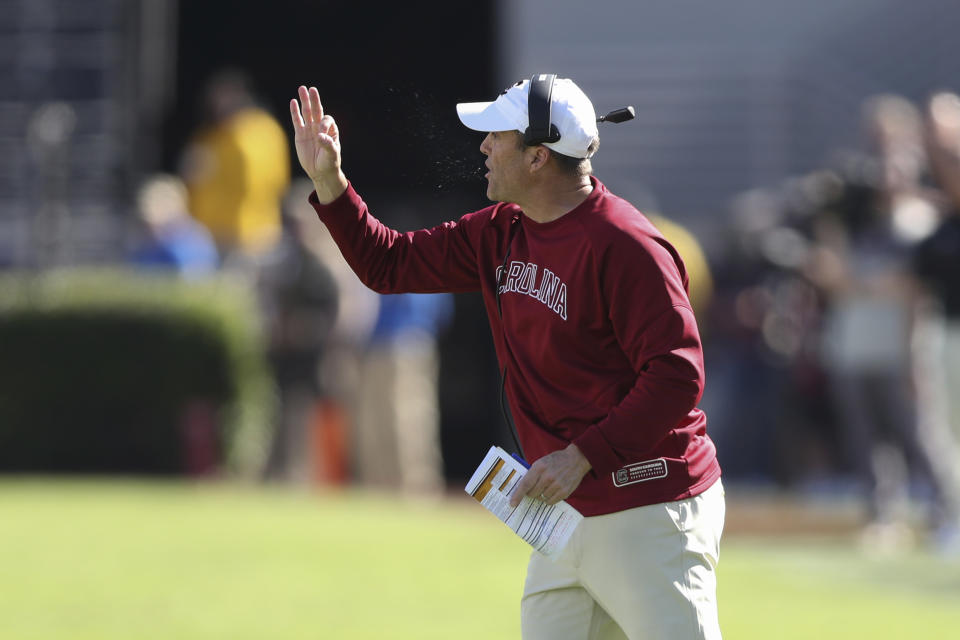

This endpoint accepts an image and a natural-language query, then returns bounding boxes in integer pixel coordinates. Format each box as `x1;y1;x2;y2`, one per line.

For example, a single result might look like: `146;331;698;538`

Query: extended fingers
294;86;335;136
309;86;323;122
297;86;310;121
294;85;322;123
290;98;305;129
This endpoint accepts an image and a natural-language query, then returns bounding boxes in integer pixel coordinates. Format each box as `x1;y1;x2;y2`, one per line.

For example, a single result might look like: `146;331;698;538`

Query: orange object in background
310;400;349;486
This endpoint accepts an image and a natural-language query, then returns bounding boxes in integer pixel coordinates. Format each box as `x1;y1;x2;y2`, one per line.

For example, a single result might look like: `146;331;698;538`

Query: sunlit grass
1;480;957;639
719;538;960;639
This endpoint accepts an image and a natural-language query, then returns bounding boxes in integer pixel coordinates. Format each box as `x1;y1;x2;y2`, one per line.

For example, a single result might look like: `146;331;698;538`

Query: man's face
480;130;530;203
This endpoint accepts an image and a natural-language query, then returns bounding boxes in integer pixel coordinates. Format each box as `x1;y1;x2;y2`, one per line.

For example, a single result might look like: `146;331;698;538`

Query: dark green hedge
0;269;274;475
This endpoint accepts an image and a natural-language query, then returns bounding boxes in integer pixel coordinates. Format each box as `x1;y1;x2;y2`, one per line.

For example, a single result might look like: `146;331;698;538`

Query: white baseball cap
456;76;599;159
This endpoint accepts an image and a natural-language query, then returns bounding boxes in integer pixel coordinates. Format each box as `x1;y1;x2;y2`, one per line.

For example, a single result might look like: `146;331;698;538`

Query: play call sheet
465;446;583;558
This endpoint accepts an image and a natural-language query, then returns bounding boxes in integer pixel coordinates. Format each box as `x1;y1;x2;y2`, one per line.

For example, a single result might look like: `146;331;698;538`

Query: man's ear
527;145;551;172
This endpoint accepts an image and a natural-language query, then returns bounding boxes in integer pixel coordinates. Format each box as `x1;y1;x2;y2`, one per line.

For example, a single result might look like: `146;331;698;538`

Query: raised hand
290;85;347;203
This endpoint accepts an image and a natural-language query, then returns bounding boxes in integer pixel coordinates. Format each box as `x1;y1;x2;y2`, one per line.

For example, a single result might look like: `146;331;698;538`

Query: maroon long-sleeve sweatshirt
310;177;720;516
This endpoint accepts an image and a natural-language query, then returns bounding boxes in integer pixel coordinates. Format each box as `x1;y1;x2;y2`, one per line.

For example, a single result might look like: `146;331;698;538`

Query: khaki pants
521;480;725;640
352;332;444;495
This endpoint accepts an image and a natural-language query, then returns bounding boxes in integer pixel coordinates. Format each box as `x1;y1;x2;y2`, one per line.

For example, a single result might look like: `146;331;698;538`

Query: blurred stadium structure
502;0;960;243
0;0;177;267
2;0;960;491
2;0;959;262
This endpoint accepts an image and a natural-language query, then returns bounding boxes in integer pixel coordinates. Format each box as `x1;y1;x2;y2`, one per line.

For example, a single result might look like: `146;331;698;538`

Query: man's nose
480;133;492;155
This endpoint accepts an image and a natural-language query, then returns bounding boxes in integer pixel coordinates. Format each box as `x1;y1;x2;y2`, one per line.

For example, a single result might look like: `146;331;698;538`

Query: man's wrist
565;443;592;475
312;170;348;204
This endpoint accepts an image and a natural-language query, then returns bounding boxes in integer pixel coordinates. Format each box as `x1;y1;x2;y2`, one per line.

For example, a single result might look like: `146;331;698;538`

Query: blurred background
2;0;960;637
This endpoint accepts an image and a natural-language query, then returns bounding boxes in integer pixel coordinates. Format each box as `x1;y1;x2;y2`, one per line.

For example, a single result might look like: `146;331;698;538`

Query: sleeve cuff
307;181;359;216
573;426;623;475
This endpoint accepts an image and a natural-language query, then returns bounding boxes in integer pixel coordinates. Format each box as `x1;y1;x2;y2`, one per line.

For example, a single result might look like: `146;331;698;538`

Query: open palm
290;85;340;180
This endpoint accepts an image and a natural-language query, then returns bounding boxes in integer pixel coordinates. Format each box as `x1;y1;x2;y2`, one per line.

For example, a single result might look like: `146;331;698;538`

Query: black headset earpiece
523;73;561;146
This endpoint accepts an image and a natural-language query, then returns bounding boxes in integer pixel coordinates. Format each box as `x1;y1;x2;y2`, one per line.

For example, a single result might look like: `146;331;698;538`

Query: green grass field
1;480;958;639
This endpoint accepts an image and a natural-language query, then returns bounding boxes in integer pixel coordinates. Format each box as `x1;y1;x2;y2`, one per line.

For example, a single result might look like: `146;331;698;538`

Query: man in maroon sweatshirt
290;76;724;640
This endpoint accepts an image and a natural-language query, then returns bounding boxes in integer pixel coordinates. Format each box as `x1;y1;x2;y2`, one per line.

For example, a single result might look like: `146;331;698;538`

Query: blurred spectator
806;95;958;550
354;291;453;497
279;179;381;485
128;173;218;277
128;174;221;476
258;185;340;482
647;214;714;320
180;69;290;267
912;91;960;550
702;183;830;485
